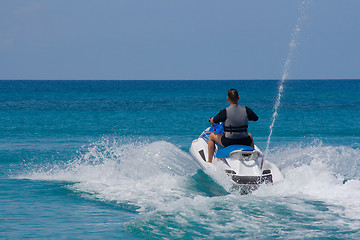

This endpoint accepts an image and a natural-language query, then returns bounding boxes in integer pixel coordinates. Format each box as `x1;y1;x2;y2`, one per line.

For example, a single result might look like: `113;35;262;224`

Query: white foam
18;137;198;212
255;143;360;220
17;136;360;225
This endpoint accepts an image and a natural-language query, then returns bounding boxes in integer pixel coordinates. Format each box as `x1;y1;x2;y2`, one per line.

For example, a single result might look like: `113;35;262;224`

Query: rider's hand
209;117;214;126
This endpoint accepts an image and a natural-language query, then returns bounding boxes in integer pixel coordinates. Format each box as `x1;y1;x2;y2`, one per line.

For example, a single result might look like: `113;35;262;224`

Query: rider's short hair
228;89;239;103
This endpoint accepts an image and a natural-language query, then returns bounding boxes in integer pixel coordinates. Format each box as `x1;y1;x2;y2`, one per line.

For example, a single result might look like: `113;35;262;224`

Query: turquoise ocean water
1;80;360;239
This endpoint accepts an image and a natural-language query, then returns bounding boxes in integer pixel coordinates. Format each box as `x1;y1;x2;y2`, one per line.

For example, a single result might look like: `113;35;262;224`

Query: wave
268;140;360;180
17;137;199;211
16;137;360;238
256;141;360;220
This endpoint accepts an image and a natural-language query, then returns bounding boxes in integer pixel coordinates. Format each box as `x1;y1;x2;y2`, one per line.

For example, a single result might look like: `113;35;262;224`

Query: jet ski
189;123;283;194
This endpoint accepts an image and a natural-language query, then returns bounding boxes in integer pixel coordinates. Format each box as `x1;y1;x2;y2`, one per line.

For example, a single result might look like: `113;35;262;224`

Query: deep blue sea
1;80;360;239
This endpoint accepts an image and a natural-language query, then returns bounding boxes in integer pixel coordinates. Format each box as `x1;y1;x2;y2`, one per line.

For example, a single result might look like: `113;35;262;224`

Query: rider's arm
212;109;226;123
246;107;258;121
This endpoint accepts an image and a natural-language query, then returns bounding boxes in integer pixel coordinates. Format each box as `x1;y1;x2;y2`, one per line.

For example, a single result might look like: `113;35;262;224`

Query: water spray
264;0;310;156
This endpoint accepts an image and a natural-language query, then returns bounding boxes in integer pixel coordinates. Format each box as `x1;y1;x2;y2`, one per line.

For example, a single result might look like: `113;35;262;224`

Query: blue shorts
221;135;252;147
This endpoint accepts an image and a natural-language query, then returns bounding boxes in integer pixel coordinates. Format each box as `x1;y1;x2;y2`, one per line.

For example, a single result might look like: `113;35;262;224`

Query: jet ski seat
216;145;255;158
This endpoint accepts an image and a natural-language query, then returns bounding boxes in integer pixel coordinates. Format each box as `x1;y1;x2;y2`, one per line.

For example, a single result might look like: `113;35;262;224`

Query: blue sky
1;0;359;80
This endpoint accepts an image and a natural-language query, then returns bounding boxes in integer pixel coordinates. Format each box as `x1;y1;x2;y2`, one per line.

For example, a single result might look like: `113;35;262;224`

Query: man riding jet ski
207;88;258;163
189;89;283;193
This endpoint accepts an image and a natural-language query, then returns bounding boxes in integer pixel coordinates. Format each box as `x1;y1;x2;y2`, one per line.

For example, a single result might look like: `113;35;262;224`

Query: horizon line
1;78;360;81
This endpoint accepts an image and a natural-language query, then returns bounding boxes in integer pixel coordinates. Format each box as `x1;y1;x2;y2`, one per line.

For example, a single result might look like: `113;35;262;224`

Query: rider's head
227;89;239;104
